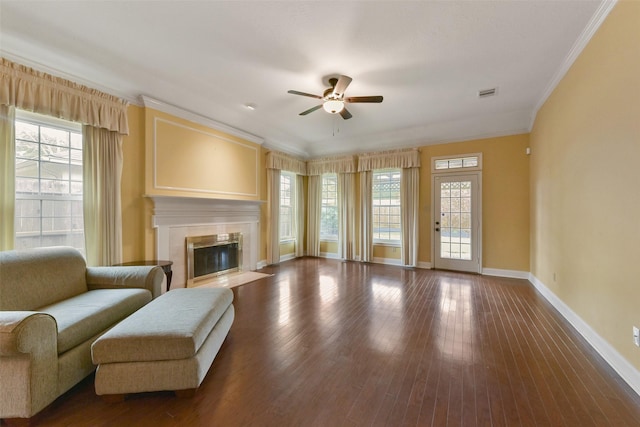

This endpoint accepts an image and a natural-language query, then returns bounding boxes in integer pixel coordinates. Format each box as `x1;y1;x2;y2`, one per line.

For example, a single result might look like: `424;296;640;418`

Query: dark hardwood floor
10;258;640;426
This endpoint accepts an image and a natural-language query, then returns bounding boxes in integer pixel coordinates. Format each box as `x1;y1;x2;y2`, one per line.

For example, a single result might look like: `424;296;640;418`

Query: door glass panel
440;180;472;260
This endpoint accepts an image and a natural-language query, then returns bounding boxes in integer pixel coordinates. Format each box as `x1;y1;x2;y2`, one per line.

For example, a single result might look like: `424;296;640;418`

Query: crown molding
529;0;617;130
140;96;264;145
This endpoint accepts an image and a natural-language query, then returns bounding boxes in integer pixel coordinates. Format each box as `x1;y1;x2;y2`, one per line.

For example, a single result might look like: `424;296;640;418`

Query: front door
433;174;481;273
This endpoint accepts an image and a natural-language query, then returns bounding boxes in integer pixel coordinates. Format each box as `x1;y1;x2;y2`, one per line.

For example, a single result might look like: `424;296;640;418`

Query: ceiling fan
287;75;383;120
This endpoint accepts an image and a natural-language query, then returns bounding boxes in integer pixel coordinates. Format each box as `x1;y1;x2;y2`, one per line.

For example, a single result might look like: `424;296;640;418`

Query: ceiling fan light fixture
323;99;344;114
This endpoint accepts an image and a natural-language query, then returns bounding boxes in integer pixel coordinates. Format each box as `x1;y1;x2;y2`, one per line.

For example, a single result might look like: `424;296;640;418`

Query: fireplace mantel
148;195;264;290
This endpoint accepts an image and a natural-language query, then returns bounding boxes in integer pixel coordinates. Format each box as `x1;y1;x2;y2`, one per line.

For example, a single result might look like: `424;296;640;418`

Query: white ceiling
0;1;608;158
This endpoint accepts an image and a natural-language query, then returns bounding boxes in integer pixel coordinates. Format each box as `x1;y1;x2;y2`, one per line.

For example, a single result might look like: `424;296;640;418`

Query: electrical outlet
633;327;640;347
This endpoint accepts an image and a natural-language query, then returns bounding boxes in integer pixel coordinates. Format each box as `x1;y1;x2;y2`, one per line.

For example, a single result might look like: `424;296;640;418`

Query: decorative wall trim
141;95;264;145
529;273;640;397
482;268;529;280
151;116;259;197
417;261;432;269
529;0;617;130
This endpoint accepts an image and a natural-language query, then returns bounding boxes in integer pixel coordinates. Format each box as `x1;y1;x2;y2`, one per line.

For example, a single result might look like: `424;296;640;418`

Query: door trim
431;171;482;273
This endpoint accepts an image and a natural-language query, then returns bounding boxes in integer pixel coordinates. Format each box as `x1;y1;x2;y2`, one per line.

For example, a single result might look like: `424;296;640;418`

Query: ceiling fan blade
299;105;323;116
345;96;383;103
332;75;353;98
340;108;352;120
288;90;322;99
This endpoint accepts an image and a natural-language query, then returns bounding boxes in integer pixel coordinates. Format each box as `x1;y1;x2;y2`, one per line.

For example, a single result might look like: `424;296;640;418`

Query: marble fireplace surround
149;196;262;290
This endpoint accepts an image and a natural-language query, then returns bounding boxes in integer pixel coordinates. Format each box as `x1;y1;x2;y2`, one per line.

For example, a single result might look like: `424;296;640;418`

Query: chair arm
0;311;57;356
0;311;59;418
86;265;165;299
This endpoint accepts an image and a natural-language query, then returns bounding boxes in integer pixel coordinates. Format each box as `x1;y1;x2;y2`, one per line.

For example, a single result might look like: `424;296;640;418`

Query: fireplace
186;233;243;286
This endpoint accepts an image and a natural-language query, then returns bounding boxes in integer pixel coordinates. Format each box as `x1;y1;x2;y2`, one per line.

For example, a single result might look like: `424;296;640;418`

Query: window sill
373;241;401;247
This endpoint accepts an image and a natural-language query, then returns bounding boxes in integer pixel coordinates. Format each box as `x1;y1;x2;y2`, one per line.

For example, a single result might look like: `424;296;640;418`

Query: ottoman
91;287;234;400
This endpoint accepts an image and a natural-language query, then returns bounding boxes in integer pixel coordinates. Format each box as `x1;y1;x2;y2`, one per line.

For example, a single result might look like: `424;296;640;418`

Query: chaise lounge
0;246;165;422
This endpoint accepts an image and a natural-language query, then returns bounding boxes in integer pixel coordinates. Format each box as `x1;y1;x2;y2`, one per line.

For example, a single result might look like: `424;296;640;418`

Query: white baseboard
529;273;640;397
417;261;432;269
372;257;402;266
320;252;341;260
482;268;529;279
256;260;267;270
279;253;296;262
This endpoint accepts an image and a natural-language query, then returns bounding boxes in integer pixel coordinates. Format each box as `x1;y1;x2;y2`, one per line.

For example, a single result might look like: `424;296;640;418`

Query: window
320;173;338;240
14;111;84;252
279;171;295;241
433;154;482;172
372;169;401;242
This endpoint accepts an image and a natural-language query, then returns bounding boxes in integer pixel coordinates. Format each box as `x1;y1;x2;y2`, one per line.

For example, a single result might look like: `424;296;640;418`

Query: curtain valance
0;58;129;135
265;150;307;175
307;155;356;176
357;147;420;171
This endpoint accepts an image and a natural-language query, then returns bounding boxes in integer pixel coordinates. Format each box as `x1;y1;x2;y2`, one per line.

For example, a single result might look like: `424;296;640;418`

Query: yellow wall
119;106;267;262
420;134;530;270
530;0;640;369
121;105;151;261
144;108;260;201
318;134;530;271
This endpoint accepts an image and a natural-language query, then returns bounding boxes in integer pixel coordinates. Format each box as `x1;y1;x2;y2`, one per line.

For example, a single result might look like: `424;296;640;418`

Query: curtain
306;175;321;257
266;150;307;175
359;170;373;262
338;173;356;260
266;168;280;265
0;104;15;251
0;58;129;134
357;147;420;171
295;174;305;257
307;155;356;176
82;125;123;266
401;167;420;267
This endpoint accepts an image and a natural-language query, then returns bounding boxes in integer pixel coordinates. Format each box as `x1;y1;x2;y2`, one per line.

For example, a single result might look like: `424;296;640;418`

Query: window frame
14;110;85;253
372;168;402;245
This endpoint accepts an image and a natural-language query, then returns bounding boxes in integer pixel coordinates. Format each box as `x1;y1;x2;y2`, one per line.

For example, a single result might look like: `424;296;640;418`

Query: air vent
478;87;498;98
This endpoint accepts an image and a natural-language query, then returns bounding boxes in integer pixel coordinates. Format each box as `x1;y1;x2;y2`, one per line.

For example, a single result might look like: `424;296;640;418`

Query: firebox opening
186;233;242;286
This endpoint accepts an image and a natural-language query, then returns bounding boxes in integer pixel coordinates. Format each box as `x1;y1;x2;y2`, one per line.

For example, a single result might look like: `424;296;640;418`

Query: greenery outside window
372;168;401;243
320;173;338;240
14;110;84;252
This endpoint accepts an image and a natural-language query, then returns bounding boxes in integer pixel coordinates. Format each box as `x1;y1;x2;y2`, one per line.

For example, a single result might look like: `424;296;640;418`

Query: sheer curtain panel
338;173;356;260
401;167;419;267
359;171;373;262
0;105;15;251
267;168;281;264
83;125;123;266
306;175;321;257
295;174;305;257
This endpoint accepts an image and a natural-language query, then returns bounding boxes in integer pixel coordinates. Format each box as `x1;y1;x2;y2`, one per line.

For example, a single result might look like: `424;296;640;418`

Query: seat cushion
91;288;233;364
38;288;152;354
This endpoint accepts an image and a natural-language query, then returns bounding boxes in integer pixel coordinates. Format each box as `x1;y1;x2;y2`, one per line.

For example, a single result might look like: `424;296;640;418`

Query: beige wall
530;0;640;369
420;134;530;271
119;106;268;262
320;134;531;271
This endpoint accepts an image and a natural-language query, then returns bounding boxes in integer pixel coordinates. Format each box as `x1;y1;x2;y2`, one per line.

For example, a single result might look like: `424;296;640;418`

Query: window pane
320;174;338;239
14;113;84;254
41;126;69;147
279;172;295;240
372;169;401;242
